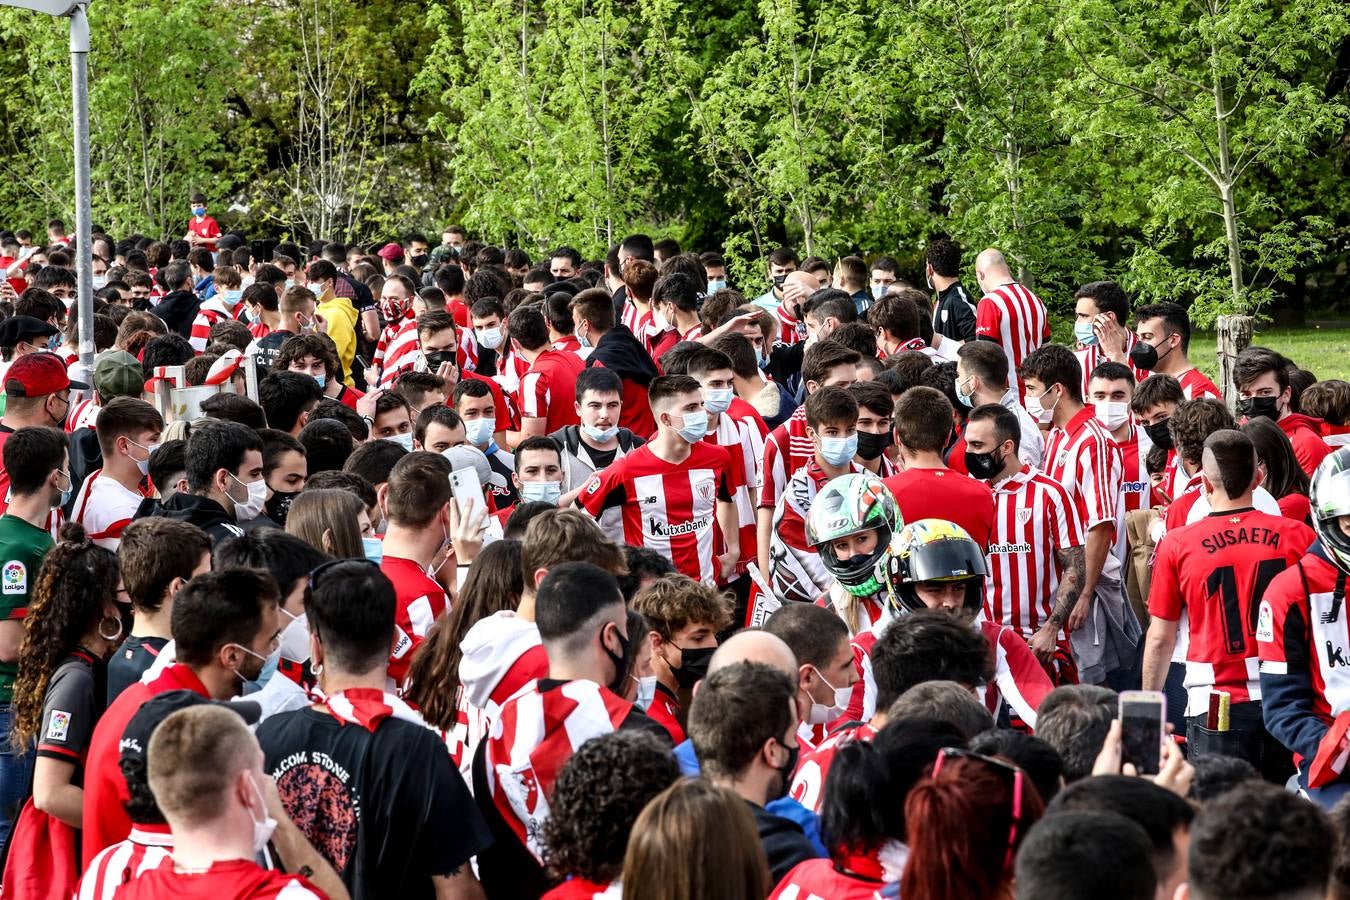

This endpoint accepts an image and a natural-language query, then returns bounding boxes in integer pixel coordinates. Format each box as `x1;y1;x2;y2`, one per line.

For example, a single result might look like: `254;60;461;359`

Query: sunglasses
932;747;1027;868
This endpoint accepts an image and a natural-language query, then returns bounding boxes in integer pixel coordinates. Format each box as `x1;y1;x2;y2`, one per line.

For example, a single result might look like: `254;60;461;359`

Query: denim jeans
0;705;35;849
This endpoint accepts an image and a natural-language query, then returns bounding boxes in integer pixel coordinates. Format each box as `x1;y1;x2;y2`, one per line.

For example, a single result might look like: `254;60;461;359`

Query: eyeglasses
307;557;381;591
931;747;1027;868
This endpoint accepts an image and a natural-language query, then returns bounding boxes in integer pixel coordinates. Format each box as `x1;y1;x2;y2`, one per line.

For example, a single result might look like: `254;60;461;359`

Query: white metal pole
69;2;93;385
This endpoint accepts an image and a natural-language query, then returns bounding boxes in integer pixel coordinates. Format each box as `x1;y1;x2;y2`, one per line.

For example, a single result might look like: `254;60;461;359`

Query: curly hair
9;522;120;750
541;731;681;883
404;539;524;731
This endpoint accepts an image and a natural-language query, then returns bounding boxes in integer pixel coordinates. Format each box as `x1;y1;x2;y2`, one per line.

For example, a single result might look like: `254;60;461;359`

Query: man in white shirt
71;397;163;551
955;340;1043;468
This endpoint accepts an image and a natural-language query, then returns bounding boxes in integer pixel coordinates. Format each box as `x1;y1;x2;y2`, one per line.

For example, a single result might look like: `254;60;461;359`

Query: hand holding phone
1119;690;1166;776
449;467;487;527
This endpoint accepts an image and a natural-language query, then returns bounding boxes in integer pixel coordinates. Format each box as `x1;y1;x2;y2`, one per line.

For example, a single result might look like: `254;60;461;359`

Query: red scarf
322;687;427;733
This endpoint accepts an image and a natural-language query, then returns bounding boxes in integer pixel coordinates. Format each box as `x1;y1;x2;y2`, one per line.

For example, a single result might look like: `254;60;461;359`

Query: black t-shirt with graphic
258;706;491;900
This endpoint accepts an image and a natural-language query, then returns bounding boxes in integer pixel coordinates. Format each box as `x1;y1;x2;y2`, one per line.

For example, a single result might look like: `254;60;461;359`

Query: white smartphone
1118;690;1167;775
448;467;486;525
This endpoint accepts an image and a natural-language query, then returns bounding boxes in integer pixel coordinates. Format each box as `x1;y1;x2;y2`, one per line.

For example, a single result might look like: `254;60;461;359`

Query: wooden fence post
1217;314;1254;411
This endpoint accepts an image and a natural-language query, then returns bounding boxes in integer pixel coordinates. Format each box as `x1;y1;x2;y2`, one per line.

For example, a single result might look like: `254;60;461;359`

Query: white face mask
1093;401;1130;432
651;309;671;333
1024;386;1059;425
92;274;108;290
632;675;657;711
519;480;563;504
464;416;495;447
704;388;734;414
278;608;310;663
385;432;414;452
806;666;852;725
477;327;504;350
228;474;268;522
246;773;278;853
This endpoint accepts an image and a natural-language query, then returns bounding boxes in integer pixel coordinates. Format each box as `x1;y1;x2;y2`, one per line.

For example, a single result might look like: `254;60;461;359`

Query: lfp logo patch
2;561;26;596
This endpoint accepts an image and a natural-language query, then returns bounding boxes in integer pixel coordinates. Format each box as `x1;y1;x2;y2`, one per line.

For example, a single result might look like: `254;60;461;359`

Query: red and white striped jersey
517;349;585;433
188;295;240;353
1074;335;1144;397
485;679;632;861
1149;507;1314;715
759;406;811;510
1112;424;1155;565
978;618;1055;728
247;321;271;340
70;470;146;552
374;316;420;388
776;305;803;345
65;398;98;434
1323;422;1350;449
76;826;174;900
620;302;655;343
450;611;548;779
579;442;736;586
974;283;1049;393
984;466;1086;640
789;723;877;814
679;323;703;342
1043;406;1125;531
770;458;863;603
379;556;448;689
704;412;764;573
1177;367;1221;401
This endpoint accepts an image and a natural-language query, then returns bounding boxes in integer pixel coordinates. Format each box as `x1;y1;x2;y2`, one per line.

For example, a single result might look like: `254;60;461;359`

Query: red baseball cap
377;243;405;262
5;352;89;397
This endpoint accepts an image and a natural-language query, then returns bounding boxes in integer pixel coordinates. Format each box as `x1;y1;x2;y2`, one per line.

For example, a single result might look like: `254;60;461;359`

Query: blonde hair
147;705;256;827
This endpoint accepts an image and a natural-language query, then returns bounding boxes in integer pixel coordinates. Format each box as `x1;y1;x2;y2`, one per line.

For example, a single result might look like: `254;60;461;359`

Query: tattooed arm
1027;546;1086;661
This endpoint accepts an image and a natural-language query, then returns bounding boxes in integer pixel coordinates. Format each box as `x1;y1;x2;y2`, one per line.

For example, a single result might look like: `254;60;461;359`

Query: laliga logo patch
1255;601;1274;642
1;560;25;595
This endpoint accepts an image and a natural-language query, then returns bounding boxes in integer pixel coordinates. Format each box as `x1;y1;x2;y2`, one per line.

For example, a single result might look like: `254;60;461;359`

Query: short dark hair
1035;684;1117;782
888;680;993;739
199;393;267;431
502;501;555;540
1020;344;1083;404
1049;775;1196;890
147;439;186;493
259;371;323;433
119;518;213;614
2;426;67;496
802;340;861;386
309;397;367;442
515;434;563;468
214;527;329;601
1074;281;1130;324
764;600;850;670
1170;398;1236;469
1203;428;1256;498
1014;810;1157;900
93;398;163;461
509;305;550;351
171;569;280;667
343;438;407;487
141;333;194;376
541;731;681;884
868;291;921;341
968;729;1065;805
1089;361;1135;387
1233;346;1290;394
574;366;623;402
647;374;702;413
957;340;1010;390
414;403;462;446
967;403;1021;452
273;333;340;379
848;380;893;418
384;451;452;527
306;560;396;674
298;417;355;474
392;371;445;408
925;238;961;278
688;661;797;780
804;384;858;431
803;289;859;325
535;561;624;651
1129;373;1185;414
894;386;954;453
616;545;677;602
870;610;993;710
185;420;263;493
766;247;798;268
1188;753;1258;802
1134;302;1192;352
1188;781;1332;900
830;322;878;359
685;347;735;381
258;428;305;476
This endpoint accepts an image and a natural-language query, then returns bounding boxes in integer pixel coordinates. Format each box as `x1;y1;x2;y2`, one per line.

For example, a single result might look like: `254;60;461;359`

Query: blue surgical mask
54;469;72;510
820;434;859;467
306;282;324;299
222;289;243;307
464;416;496;447
956;374;976;408
1074;321;1097;346
578;331;592;349
477;327;504;350
704;388;734;414
242;644;281;694
707;279;727;294
192;206;206;217
583;423;619;443
677;411;709;443
362;536;384;563
46;333;60;351
871;284;886;301
519;481;563;504
385;432;414;452
313;373;326;389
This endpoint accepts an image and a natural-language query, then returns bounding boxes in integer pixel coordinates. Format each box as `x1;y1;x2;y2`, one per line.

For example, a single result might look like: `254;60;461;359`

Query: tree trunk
1217;314;1254;410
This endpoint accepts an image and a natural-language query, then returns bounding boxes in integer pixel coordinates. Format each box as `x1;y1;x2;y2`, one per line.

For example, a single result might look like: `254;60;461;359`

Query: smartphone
448;467;486;525
1119;690;1166;775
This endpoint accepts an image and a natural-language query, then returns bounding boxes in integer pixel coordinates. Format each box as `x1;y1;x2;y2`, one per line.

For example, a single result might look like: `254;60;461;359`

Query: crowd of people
0;202;1349;898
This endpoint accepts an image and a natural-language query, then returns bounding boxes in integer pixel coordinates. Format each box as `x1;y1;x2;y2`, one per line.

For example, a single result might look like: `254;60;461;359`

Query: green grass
1190;326;1350;382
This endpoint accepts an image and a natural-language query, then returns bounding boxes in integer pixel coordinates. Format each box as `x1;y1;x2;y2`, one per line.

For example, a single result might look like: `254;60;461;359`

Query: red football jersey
974;283;1049;393
379;556;448;688
517;348;585;433
1148;507;1314;715
882;467;995;549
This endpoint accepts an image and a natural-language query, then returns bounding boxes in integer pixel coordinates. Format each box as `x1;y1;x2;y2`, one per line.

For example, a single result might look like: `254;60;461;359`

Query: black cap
0;315;58;349
118;689;262;766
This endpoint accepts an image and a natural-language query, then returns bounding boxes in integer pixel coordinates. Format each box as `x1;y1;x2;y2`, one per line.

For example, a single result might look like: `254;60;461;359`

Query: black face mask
425;350;455;369
1238;396;1281;422
965;449;1004;481
410;254;429;269
670;643;714;690
773;738;800;800
265;490;297;526
1143;419;1174;451
603;625;631;694
856;430;893;461
1129;338;1173;372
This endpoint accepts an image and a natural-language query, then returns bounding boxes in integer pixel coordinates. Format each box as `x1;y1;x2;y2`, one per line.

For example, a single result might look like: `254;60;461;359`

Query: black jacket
751;800;820;884
157;492;243;546
586;325;659;386
153;289;202;339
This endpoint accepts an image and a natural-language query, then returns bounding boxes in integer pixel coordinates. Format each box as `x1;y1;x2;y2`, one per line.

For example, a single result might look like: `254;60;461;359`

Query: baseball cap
118;689;262;768
0;315;58;350
442;444;507;488
93;350;146;400
377;243;405;262
5;351;89;397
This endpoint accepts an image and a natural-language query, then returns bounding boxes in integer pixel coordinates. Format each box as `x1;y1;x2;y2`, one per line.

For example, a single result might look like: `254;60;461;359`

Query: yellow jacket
317;294;359;386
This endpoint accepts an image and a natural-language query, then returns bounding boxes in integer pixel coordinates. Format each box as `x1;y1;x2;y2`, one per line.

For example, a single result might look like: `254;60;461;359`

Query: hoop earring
98;615;123;642
312;662;323;678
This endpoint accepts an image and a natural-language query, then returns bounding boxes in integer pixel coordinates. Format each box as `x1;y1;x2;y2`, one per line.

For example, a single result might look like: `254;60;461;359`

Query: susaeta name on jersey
649;516;710;537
